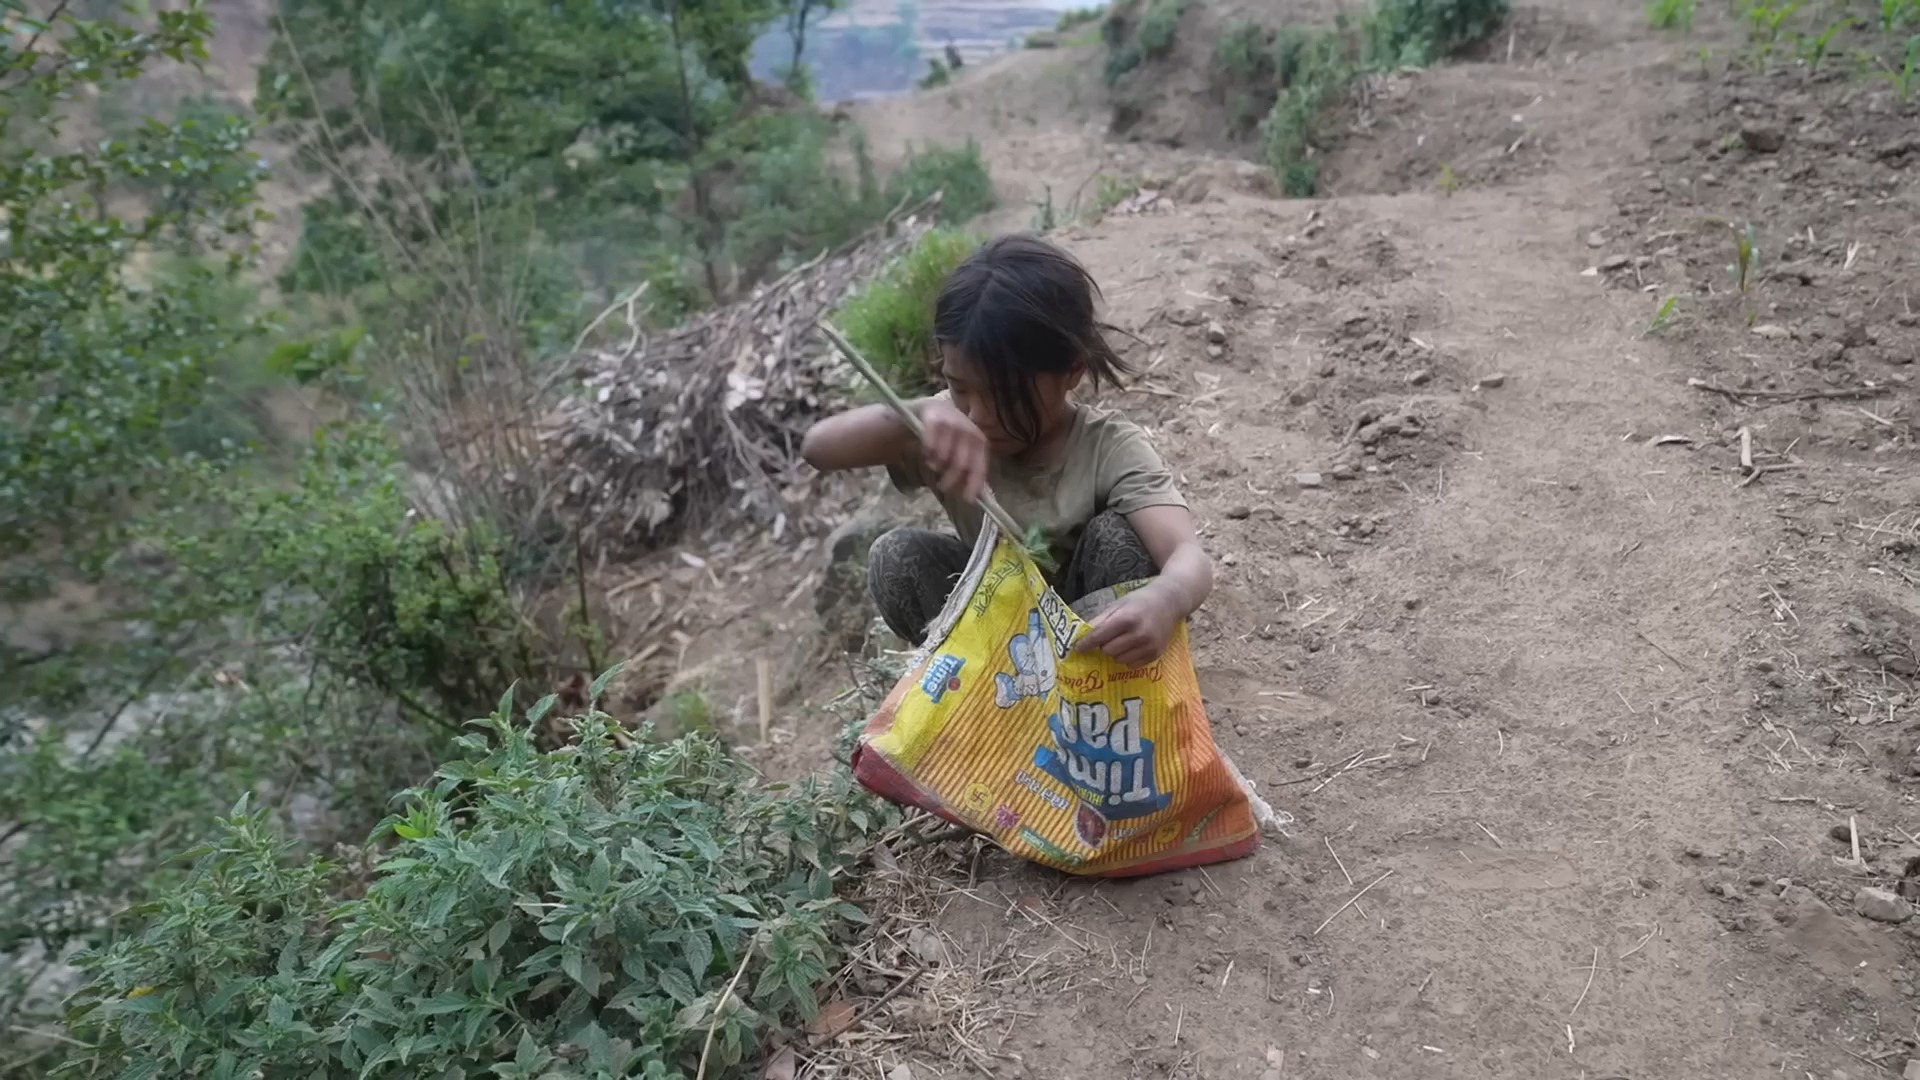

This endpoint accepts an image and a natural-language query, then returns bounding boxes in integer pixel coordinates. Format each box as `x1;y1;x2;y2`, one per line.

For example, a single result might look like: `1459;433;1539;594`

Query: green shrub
68;697;897;1079
1367;0;1512;67
1217;20;1271;81
919;57;953;88
885;141;996;224
1258;30;1357;196
1057;5;1106;31
834;229;980;396
1137;0;1187;58
1646;0;1696;31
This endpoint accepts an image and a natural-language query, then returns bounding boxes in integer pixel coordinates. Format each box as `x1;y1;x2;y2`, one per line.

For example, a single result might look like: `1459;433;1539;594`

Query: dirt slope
789;0;1920;1077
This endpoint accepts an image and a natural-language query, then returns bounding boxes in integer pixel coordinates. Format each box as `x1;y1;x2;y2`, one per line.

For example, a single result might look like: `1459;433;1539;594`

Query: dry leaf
762;1045;798;1080
808;998;858;1041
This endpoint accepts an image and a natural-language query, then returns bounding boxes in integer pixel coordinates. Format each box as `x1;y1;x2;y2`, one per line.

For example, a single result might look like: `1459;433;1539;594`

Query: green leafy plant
1032;184;1060;231
1087;174;1143;220
1647;295;1682;335
1217;20;1270;79
919;57;952;88
1136;0;1187;58
833;230;981;396
1799;17;1852;68
886;141;997;224
1882;34;1920;101
1437;161;1461;195
1882;0;1920;31
1729;222;1759;293
67;694;898;1078
1647;0;1696;31
1744;0;1803;67
1367;0;1513;67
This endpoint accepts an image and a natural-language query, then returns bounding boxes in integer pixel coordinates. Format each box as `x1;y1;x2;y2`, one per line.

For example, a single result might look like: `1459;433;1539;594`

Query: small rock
908;928;949;965
1740;125;1785;153
1234;722;1249;737
1206;344;1225;360
1330;465;1357;481
1600;254;1631;271
1684;846;1706;859
1586;230;1606;248
1206;320;1228;345
1356;423;1384;445
1406;368;1432;386
1403;596;1421;610
1854;886;1912;924
1475;373;1507;389
1288;382;1319;405
1750;323;1791;339
1841;311;1872;349
1830;823;1853;843
1295;472;1324;489
1225;505;1252;520
887;1066;915;1080
1311;357;1336;378
1717;882;1741;900
1293;757;1313;769
1903;1059;1920;1080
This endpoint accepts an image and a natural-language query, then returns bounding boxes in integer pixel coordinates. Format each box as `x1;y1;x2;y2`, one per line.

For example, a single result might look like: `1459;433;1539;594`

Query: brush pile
540;208;939;557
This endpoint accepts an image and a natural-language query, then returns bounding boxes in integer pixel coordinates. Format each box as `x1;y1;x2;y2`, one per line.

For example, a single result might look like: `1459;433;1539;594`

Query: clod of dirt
908;927;949;965
1206;320;1228;345
1225;505;1252;520
1406;369;1432;386
1296;472;1324;489
1600;254;1630;272
1828;823;1853;843
1739;125;1785;154
1586;230;1606;248
1852;887;1911;924
1475;374;1508;389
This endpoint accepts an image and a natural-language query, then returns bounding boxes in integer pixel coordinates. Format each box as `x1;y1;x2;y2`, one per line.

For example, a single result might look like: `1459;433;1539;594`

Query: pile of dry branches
541;208;939;557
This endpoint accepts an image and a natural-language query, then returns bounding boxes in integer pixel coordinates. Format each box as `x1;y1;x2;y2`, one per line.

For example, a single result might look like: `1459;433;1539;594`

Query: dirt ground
666;1;1920;1076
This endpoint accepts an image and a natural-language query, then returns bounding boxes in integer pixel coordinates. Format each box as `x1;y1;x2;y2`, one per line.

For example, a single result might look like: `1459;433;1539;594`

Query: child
802;234;1212;668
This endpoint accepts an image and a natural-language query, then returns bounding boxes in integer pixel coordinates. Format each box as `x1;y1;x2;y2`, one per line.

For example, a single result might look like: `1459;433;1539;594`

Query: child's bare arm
800;403;917;472
800;399;989;502
1129;505;1214;619
1076;505;1213;667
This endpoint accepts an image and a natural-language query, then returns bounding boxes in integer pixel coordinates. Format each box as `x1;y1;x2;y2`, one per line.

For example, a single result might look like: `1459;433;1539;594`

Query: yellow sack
851;526;1272;877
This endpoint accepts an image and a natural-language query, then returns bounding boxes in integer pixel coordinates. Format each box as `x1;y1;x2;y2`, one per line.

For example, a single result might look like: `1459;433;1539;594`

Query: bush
833;229;980;396
68;697;897;1079
885;141;996;224
1136;0;1187;58
1367;0;1512;66
1258;30;1357;196
1057;5;1106;31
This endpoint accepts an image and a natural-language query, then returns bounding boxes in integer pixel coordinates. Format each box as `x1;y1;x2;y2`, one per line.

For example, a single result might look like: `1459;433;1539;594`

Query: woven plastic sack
851;525;1272;877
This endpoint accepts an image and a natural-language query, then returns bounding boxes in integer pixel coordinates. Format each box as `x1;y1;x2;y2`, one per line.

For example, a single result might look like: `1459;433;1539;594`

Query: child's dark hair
932;234;1133;445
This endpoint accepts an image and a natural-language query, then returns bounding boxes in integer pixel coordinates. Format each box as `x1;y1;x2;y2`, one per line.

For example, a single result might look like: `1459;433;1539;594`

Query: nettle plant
70;687;896;1079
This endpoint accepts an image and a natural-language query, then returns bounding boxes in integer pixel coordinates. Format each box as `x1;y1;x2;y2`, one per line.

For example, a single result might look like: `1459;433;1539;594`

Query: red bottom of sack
851;744;1261;879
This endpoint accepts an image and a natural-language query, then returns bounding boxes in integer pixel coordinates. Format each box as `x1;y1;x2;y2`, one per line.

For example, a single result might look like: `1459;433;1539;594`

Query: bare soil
695;0;1920;1076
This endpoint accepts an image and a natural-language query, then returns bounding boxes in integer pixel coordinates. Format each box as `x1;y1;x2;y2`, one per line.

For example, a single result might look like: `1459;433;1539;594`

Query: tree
0;0;265;563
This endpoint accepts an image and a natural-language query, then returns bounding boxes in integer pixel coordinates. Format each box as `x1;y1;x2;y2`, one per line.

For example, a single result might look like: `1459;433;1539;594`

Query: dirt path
838;3;1920;1077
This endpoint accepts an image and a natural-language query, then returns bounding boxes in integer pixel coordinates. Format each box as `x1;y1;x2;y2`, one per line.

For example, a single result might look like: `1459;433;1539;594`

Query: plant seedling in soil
1647;0;1696;31
1746;1;1803;67
1729;222;1758;294
1882;35;1920;102
1647;295;1681;335
1800;18;1853;69
1437;161;1460;196
1883;0;1920;32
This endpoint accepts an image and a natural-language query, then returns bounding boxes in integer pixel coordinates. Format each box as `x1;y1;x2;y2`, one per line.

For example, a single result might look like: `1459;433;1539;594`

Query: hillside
763;0;1920;1075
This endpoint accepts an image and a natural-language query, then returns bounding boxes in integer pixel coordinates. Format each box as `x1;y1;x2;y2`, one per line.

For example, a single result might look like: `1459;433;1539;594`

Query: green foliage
1647;295;1681;335
1800;17;1853;68
1367;0;1512;66
834;230;980;396
919;57;953;88
1646;0;1696;31
1217;20;1270;80
68;701;898;1078
1883;0;1920;31
1744;1;1802;66
1728;222;1758;294
0;1;266;559
886;141;996;224
1884;34;1920;100
1057;5;1107;31
1101;0;1183;84
1258;29;1359;196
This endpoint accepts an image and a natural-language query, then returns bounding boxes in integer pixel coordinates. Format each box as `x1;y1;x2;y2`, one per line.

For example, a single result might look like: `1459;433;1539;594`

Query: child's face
939;346;1083;453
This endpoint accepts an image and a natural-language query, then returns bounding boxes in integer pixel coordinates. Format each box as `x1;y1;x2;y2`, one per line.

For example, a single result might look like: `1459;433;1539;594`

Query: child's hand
920;398;988;503
1076;586;1181;668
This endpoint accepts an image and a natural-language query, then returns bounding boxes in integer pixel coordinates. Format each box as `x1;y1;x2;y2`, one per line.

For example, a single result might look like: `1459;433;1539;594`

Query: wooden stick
1850;815;1863;866
1313;870;1394;935
756;658;773;744
816;320;1028;542
1688;377;1887;403
1737;426;1752;474
695;947;754;1080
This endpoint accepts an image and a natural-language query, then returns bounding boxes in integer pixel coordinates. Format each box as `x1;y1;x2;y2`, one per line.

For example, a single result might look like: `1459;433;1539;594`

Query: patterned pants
866;512;1159;645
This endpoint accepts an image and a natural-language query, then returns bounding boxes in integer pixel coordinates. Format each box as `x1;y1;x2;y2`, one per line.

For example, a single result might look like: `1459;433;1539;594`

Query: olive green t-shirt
887;403;1187;569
